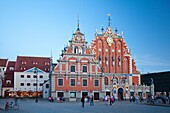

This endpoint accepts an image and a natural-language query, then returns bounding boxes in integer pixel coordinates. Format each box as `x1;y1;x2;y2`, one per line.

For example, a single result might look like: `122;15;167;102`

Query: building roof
6;61;16;74
15;56;50;73
0;58;8;67
3;61;16;87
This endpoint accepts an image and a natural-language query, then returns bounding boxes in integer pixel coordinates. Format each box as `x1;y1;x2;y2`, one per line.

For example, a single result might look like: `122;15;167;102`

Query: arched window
74;46;78;54
104;77;109;85
124;57;128;73
79;47;82;54
6;80;11;84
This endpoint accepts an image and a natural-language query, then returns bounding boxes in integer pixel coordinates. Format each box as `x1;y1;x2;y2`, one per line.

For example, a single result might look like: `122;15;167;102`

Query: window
40;83;43;86
6;80;11;84
22;61;26;64
27;83;30;86
82;65;87;73
20;83;24;86
40;75;43;78
74;46;78;54
82;79;87;86
58;92;64;97
70;65;75;72
27;75;31;78
70;92;76;98
46;84;49;88
104;77;109;85
45;62;49;65
58;79;63;86
94;80;99;86
33;75;37;78
79;47;82;54
70;79;76;86
33;83;37;86
9;67;14;71
21;75;24;78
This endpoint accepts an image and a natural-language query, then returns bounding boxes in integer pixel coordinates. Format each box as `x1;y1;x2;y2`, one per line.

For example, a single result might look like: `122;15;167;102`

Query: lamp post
34;67;38;103
111;74;115;97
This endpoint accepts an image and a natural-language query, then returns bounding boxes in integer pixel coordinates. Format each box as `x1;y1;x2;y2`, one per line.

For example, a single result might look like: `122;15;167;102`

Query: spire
115;27;118;33
101;25;104;32
107;13;111;27
77;15;80;31
121;31;124;38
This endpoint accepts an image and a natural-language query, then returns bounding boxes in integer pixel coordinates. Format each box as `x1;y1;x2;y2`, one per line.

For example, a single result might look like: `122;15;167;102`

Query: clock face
77;36;80;41
107;36;113;46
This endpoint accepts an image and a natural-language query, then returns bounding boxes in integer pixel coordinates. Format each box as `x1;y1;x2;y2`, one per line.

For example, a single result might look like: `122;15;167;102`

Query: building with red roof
0;58;8;96
13;56;50;98
2;61;15;97
90;14;149;100
51;15;150;101
51;22;102;101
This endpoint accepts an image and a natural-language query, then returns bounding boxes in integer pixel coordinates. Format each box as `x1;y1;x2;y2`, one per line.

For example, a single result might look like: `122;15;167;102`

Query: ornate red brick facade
52;26;102;101
52;15;150;101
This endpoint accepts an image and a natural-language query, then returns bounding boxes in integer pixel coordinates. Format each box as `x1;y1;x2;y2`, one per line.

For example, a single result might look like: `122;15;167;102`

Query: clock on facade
77;36;80;41
107;36;113;46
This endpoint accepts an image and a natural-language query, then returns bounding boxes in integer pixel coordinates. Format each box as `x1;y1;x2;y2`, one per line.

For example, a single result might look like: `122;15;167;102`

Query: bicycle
5;101;19;110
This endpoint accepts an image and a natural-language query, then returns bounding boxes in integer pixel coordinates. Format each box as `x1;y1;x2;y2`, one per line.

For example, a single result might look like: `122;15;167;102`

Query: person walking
107;96;110;105
81;96;85;108
136;95;139;104
90;95;94;106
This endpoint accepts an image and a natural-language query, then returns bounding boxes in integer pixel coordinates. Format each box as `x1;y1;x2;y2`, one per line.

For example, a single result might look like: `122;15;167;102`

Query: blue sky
0;0;170;73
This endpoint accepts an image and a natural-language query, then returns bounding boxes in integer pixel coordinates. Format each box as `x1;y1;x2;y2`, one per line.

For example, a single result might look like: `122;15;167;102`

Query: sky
0;0;170;73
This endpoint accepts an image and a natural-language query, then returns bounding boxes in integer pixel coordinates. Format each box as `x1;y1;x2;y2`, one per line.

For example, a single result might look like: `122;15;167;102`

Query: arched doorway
118;88;124;100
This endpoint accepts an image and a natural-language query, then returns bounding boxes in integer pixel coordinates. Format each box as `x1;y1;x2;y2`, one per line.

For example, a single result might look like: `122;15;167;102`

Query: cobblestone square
1;99;170;113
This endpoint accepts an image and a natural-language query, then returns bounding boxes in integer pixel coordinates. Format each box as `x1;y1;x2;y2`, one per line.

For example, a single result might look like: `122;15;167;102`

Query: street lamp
111;74;115;97
34;67;38;102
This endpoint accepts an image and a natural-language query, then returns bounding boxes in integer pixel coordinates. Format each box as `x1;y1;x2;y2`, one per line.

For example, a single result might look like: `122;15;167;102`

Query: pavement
0;99;170;113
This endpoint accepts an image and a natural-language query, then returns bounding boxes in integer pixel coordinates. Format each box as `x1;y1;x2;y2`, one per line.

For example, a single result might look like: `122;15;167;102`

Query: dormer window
6;80;11;84
33;62;38;65
45;62;50;65
22;61;26;64
9;67;14;71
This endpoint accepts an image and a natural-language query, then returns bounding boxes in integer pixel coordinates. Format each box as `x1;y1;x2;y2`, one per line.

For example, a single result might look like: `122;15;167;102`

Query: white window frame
94;79;100;87
82;78;88;87
70;78;76;87
6;80;11;84
20;75;24;78
9;67;14;71
70;91;76;98
58;78;64;87
82;65;88;73
70;65;76;73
